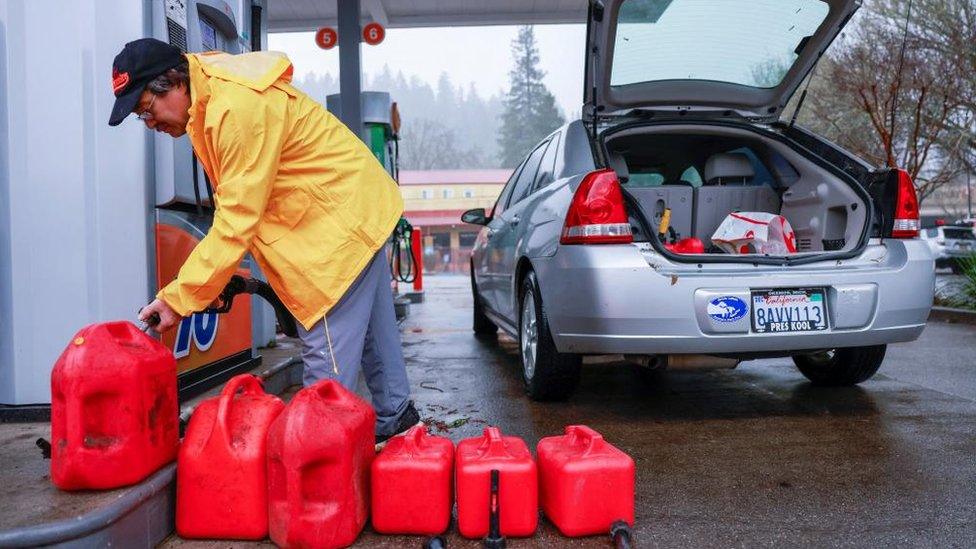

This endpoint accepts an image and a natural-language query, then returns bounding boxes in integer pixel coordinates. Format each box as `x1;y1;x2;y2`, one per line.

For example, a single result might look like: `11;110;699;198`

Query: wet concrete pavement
167;274;976;548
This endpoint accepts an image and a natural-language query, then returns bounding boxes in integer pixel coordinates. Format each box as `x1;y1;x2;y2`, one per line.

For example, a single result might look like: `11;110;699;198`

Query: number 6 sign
363;22;385;45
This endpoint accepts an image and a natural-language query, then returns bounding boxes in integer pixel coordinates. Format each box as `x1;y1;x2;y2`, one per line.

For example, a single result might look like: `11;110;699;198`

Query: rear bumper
535;240;935;355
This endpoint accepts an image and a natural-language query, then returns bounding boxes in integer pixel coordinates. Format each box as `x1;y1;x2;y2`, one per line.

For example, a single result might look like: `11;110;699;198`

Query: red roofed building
398;169;512;274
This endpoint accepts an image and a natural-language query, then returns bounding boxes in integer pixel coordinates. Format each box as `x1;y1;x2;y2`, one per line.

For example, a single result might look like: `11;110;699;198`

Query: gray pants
296;246;411;437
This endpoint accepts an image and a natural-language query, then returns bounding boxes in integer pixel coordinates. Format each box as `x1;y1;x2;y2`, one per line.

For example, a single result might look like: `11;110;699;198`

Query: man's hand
139;298;182;333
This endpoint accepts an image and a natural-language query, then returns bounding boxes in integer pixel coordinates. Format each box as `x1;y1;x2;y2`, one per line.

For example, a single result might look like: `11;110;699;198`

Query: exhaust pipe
625;354;739;371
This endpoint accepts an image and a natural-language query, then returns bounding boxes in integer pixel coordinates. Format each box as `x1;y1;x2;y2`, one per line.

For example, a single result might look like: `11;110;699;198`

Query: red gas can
177;374;285;539
267;379;375;549
456;426;537;538
50;321;178;490
537;425;635;536
371;425;454;535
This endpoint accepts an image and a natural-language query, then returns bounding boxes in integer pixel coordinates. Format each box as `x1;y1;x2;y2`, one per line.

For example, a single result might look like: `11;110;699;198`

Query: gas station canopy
267;0;589;156
268;0;588;32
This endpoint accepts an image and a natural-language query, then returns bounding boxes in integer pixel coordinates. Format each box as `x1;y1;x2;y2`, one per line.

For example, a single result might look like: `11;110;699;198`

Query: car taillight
892;169;920;238
560;169;633;245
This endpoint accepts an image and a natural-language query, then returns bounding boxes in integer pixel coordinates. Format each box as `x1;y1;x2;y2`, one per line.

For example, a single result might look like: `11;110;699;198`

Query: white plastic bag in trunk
711;212;798;255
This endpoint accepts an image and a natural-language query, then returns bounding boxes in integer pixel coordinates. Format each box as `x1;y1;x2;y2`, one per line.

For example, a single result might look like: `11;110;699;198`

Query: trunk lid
584;0;860;122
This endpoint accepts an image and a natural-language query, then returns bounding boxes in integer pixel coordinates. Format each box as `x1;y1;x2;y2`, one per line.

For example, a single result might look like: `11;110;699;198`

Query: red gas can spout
477;427;512;458
399;425;428;453
104;321;157;352
314;378;358;405
566;425;606;456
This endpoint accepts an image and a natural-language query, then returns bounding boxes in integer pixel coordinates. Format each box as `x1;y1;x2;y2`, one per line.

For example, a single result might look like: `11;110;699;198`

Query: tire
792;345;887;386
519;271;581;401
470;266;497;337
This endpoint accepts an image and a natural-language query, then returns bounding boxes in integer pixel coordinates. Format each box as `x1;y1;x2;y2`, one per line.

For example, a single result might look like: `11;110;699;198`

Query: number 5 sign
363;22;385;45
315;27;337;50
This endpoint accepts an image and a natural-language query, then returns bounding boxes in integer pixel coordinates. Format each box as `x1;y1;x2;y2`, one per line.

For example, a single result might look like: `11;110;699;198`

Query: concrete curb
929;306;976;325
0;464;176;548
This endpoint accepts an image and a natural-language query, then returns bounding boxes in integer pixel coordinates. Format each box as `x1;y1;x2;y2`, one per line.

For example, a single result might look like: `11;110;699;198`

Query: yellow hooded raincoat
157;51;404;330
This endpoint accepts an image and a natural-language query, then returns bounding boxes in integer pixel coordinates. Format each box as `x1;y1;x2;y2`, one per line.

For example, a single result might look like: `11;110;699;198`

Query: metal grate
822;238;846;251
167;18;187;52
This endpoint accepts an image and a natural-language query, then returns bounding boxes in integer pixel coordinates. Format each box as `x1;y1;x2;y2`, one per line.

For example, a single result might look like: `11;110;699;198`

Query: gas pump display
152;0;267;397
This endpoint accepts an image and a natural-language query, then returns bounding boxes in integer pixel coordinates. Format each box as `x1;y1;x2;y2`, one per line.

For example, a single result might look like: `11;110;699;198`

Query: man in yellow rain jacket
110;38;419;444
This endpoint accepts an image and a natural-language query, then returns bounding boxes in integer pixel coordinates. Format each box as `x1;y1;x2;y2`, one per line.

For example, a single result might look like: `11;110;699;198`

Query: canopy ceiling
268;0;588;32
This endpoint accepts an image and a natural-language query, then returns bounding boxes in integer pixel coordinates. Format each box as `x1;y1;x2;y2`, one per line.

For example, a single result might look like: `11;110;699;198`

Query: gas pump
0;0;272;412
152;0;269;398
326;92;417;294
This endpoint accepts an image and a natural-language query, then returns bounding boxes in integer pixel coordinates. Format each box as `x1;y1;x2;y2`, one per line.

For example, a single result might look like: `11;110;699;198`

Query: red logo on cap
112;67;130;95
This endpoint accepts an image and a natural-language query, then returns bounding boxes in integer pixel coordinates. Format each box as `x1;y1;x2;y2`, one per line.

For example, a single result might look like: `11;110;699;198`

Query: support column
337;0;364;141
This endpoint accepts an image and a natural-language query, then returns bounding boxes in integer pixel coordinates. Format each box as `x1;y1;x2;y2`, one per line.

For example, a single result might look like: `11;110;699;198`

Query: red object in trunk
50;321;178;490
455;426;538;538
371;426;454;535
176;374;284;539
537;425;635;537
664;237;705;254
267;380;375;549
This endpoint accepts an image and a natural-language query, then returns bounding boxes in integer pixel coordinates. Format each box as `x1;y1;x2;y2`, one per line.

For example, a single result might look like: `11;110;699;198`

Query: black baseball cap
108;38;185;126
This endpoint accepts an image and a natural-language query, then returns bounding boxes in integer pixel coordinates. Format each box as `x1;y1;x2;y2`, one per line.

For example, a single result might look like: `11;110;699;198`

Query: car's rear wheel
793;345;887;386
519;271;581;401
470;265;497;337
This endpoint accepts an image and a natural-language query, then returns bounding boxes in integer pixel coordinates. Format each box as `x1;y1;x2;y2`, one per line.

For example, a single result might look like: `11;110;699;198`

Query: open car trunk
602;122;871;262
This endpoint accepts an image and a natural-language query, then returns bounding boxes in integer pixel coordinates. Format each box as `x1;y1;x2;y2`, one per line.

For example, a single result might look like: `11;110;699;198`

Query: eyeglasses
136;94;157;121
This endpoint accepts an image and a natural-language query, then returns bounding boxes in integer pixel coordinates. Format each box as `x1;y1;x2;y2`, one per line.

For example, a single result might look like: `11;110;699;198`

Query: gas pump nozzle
205;275;299;338
140;312;161;333
140;275;298;337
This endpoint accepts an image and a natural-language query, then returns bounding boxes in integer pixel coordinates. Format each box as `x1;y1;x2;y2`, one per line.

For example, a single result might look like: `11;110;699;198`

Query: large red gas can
50;321;178;490
537;425;635;536
267;380;375;549
371;425;454;535
176;374;285;539
456;426;537;538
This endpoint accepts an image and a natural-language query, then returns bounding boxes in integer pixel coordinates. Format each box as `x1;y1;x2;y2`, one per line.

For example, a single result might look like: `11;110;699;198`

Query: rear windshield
611;0;830;88
944;228;976;240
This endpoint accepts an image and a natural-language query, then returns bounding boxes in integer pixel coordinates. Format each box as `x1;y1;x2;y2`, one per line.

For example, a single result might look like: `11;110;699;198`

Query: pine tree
497;26;565;168
294;68;504;168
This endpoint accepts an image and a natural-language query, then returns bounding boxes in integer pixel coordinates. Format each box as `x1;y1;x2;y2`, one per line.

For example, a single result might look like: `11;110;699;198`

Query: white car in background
921;225;976;273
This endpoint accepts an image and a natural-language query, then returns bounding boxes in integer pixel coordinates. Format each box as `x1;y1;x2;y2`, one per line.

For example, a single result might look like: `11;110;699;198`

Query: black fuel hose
390;218;416;284
205;275;298;338
141;276;297;339
610;520;634;549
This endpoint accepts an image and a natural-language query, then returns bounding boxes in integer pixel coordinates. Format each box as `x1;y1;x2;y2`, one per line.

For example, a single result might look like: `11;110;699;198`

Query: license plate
751;288;828;333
